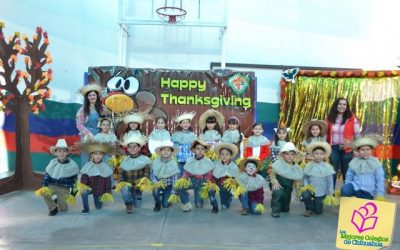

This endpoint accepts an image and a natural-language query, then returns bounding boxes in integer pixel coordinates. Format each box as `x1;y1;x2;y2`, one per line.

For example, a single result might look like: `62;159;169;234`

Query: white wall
1;0;400;104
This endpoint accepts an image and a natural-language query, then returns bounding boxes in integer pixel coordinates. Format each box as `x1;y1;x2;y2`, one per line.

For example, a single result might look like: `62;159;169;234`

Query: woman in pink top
326;97;360;189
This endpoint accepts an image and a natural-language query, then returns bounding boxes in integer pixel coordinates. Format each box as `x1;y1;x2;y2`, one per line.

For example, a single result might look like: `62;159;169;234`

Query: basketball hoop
156;6;187;24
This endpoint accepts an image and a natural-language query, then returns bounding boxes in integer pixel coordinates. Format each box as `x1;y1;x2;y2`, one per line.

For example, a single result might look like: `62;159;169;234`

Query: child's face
91;151;104;163
160;147;172;159
310;125;321;137
156;119;166;130
194;144;206;158
55;148;68;162
277;130;288;140
100;120;111;133
228;123;238;131
127;143;141;155
219;149;232;164
245;162;257;175
252;125;263;136
129;122;139;130
312;149;325;163
206;122;216;130
358;146;372;159
179;119;191;130
282;151;296;163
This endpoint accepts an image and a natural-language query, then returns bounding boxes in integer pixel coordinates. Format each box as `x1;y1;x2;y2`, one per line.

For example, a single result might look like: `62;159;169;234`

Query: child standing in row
178;140;217;213
301;119;327;161
341;136;385;200
270;127;290;163
301;142;334;217
171;112;197;175
212;142;239;210
150;142;180;212
79;142;114;214
244;122;270;163
39;139;80;216
270;142;303;218
94;117;118;172
198;109;224;148
237;158;267;215
148;116;172;155
119;134;152;214
221;117;243;148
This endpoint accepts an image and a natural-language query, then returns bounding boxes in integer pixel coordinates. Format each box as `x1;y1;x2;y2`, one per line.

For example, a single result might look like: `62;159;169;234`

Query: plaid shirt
174;143;193;163
270;148;280;163
150;170;178;186
80;174;111;196
331;116;360;145
120;167;150;185
42;173;77;189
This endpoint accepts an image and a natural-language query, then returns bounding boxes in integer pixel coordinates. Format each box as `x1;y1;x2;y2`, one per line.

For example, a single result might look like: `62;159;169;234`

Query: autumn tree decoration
0;21;52;194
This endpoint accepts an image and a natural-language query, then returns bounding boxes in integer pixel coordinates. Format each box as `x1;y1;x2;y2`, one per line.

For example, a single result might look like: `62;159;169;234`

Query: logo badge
227;73;250;95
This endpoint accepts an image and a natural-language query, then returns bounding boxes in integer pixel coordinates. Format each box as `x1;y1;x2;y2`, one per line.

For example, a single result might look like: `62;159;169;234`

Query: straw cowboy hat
301;119;328;136
155;141;179;156
79;84;102;96
82;142;114;154
174;111;196;123
198;109;224;130
238;157;263;172
353;136;378;150
121;133;146;147
49;139;72;155
306;141;332;157
123;112;149;125
214;142;238;159
190;140;210;152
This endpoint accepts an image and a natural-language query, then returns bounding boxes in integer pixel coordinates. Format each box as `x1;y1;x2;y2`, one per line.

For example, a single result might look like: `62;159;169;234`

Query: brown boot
241;209;249;215
126;204;133;214
303;210;314;217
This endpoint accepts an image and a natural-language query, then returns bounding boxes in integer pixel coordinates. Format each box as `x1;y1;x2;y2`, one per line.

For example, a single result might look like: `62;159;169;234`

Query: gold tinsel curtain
279;72;400;180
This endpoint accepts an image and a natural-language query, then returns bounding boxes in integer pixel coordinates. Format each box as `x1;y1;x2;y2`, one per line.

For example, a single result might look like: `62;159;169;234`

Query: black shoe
212;205;218;214
48;207;58;216
153;203;161;212
81;209;89;215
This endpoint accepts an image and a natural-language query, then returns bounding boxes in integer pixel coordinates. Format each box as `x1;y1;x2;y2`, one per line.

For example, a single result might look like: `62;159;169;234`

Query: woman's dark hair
203;116;222;135
228;117;242;144
155;117;168;130
83;91;102;117
125;122;142;134
327;97;352;124
305;124;322;143
274;127;290;146
175;119;193;132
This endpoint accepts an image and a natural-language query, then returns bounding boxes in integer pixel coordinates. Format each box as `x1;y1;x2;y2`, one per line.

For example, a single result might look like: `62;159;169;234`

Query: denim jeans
152;185;173;208
218;185;232;208
330;145;352;189
301;191;325;214
121;186;143;207
340;183;373;200
81;190;103;211
239;193;261;214
179;177;217;207
177;162;185;177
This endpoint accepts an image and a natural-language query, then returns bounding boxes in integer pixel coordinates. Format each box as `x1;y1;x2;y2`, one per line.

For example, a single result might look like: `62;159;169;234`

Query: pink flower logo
351;202;378;233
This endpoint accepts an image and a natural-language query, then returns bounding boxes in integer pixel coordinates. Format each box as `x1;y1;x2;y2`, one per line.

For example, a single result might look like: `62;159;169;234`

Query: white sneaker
181;202;192;212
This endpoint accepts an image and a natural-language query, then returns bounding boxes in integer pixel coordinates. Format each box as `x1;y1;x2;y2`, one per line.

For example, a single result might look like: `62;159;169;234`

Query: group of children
37;109;385;219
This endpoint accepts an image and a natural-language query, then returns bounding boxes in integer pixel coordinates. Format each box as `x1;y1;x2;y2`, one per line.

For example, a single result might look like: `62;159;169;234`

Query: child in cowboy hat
178;140;217;213
236;157;267;215
171;111;197;176
39;139;80;216
301;119;328;161
198;109;224;148
150;141;180;212
341;136;385;200
302;142;335;217
270;142;303;218
212;142;239;210
118;134;152;214
79;142;114;214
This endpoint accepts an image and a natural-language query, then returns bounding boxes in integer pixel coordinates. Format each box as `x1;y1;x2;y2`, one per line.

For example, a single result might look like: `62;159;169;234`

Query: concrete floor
0;190;399;250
